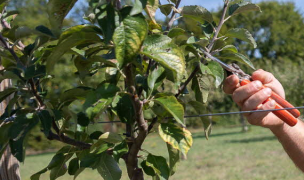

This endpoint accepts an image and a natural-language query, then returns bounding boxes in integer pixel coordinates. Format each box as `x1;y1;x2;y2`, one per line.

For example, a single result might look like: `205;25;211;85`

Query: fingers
246;100;276;125
223;75;239;94
232;80;263;106
252;69;285;98
251;69;275;84
241;88;272;111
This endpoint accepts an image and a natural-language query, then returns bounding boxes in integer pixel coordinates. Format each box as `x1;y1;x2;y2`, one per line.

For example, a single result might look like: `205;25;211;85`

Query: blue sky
75;0;304;12
73;0;304;19
175;0;304;12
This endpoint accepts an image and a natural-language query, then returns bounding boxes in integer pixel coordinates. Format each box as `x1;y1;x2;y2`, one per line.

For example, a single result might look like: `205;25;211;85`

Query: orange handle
240;79;298;126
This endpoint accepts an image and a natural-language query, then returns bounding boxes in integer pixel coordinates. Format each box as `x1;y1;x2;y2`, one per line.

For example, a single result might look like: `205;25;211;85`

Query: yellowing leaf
158;123;193;155
141;34;186;83
113;15;148;68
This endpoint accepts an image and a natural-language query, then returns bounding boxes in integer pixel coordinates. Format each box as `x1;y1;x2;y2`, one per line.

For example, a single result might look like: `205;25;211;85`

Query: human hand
223;69;285;129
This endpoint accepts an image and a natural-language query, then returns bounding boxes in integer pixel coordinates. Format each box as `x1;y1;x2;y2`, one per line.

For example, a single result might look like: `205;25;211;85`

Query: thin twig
166;0;181;31
148;117;157;132
207;0;230;52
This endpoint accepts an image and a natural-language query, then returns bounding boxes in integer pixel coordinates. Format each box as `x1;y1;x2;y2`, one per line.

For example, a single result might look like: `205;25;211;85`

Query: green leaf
141;160;156;176
24;64;46;80
48;153;66;169
225;28;257;48
207;61;224;88
159;4;173;16
154;96;185;126
186;36;198;44
50;164;67;180
9;113;39;141
60;87;93;104
98;132;123;144
35;25;55;38
95;3;116;44
188;101;211;139
74;56;115;79
77;112;90;127
96;152;122;180
0;87;17;103
167;143;179;176
218;53;255;69
191;73;214;103
131;0;147;15
113;141;128;163
229;2;261;16
68;158;80;175
38;110;53;136
181;5;213;24
80;153;98;168
195;38;209;48
83;83;120;120
47;0;77;31
0;123;12;144
112;94;135;123
221;45;238;53
158;123;192;155
0;70;20;83
46;25;101;73
30;168;48;180
146;154;170;180
9;136;26;162
147;66;165;97
167;28;185;38
113;15;148;68
141;34;186;83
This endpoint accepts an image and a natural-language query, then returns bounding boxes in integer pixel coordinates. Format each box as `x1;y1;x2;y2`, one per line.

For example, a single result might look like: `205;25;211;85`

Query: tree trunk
0;65;21;180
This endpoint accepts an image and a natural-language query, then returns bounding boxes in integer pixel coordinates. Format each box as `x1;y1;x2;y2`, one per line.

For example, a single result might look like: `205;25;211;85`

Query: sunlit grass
20;126;303;180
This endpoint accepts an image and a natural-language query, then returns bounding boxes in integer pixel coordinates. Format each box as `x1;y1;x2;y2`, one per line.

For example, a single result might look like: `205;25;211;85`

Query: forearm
271;120;304;172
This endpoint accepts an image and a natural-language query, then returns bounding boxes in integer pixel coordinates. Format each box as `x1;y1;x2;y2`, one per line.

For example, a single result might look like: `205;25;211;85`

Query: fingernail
263;88;272;96
270;100;276;107
253;81;262;89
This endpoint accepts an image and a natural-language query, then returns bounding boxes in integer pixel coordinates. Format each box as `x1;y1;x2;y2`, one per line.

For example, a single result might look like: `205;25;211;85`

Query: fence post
0;65;21;180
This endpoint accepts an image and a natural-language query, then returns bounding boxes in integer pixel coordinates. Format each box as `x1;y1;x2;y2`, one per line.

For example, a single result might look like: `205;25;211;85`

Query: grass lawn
20;126;303;180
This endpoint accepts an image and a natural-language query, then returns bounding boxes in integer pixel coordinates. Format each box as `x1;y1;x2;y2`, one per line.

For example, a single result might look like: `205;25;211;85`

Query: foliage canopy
0;0;260;179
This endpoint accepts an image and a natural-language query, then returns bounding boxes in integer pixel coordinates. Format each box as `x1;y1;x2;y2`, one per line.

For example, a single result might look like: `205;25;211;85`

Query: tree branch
175;0;230;97
166;0;181;31
124;64;148;180
0;31;61;135
47;131;91;149
207;0;230;52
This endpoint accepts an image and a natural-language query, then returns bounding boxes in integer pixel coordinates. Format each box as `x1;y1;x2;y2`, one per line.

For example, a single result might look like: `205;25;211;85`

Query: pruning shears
202;50;300;126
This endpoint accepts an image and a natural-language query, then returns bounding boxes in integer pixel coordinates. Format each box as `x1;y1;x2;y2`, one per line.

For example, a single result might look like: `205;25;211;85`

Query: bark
0;65;21;180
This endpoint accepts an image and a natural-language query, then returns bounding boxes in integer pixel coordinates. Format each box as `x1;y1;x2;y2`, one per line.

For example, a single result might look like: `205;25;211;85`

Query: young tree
0;0;260;179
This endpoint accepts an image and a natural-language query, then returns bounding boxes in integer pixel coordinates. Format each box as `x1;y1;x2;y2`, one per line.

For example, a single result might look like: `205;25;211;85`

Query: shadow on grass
193;131;243;139
225;136;276;143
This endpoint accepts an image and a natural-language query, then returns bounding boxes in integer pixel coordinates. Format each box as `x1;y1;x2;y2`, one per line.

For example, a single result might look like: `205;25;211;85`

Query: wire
184;106;304;118
92;106;304;123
